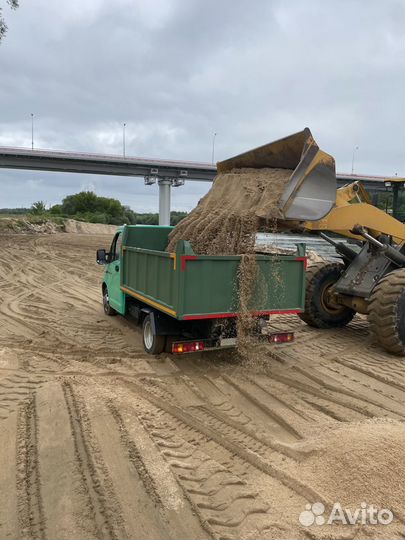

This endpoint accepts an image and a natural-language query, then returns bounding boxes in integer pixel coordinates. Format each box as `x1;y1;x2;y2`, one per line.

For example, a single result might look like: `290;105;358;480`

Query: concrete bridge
0;146;389;225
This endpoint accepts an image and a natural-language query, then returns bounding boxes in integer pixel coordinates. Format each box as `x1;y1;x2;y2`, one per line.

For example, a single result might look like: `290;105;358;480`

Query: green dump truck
96;224;307;354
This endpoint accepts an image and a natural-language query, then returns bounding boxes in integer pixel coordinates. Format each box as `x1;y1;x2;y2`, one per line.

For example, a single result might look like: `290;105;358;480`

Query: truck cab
97;227;126;316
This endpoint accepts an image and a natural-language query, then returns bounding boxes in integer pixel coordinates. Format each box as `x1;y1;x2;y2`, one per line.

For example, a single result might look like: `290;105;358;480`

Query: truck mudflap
140;307;181;335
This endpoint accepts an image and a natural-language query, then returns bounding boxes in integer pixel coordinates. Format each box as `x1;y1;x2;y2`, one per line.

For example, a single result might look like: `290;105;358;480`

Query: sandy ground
0;233;404;540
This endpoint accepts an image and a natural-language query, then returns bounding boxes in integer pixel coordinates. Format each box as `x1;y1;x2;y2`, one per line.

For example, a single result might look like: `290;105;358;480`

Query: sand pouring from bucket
217;128;337;222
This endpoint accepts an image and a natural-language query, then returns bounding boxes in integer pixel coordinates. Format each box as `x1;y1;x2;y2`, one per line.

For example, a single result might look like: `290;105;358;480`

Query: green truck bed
119;225;306;320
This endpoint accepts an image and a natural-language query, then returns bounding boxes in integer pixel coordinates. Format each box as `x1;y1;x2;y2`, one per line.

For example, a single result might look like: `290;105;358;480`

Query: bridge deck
0;146;389;189
0;147;217;181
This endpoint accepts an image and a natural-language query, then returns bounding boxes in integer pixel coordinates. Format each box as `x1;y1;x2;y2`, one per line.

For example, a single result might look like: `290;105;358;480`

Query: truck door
105;231;125;313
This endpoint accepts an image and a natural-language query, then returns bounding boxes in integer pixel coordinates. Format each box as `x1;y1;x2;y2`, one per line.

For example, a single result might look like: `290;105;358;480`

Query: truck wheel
368;269;405;356
103;286;116;316
142;315;166;355
299;262;355;328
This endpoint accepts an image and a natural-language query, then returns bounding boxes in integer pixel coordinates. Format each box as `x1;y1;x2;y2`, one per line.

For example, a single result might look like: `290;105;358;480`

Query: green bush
30;201;47;215
49;204;62;215
48;191;137;225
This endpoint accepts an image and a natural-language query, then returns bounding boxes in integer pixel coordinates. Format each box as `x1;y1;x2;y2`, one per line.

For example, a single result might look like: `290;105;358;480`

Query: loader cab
384;178;405;223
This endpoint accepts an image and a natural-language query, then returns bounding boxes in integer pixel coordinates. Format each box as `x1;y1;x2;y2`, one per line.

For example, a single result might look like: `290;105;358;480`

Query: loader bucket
217;128;337;222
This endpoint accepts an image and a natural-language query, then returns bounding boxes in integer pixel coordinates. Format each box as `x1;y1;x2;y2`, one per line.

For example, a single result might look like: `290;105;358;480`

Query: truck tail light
172;341;205;354
268;332;295;344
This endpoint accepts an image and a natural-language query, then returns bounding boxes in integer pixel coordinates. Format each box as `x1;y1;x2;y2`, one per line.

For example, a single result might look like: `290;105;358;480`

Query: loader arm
304;179;405;243
305;203;405;244
335;181;371;206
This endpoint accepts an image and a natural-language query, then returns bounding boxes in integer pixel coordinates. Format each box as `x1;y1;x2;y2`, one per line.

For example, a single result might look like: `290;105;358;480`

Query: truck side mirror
96;249;107;265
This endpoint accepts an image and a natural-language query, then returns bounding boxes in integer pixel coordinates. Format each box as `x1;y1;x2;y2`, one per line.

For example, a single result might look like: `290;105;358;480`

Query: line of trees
133;211;188;226
0;207;29;214
0;191;188;226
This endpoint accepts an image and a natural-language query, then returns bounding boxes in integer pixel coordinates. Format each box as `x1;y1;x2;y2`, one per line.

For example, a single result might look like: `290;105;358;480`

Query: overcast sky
0;0;404;212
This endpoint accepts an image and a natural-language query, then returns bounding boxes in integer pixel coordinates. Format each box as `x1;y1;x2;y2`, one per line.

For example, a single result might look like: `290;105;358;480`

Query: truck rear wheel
299;262;355;329
103;286;117;316
142;314;166;355
368;269;405;356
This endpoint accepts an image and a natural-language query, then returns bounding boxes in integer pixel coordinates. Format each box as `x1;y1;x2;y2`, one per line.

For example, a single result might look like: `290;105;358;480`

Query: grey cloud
0;0;404;210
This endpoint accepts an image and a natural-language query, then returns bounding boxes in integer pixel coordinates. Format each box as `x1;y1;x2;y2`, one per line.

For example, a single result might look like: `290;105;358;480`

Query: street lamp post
31;113;34;150
211;132;217;165
123;123;126;157
351;145;359;174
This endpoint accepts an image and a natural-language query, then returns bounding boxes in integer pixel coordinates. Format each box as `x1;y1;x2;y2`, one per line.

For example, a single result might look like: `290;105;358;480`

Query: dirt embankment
0;232;403;540
0;217;117;235
63;219;117;235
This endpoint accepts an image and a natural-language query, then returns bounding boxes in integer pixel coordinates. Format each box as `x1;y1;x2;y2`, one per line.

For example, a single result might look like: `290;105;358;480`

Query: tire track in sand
0;412;19;538
119;377;329;505
108;405;164;505
99;401;209;539
35;381;124;540
0;373;48;420
131;397;291;540
16;393;46;540
61;382;126;540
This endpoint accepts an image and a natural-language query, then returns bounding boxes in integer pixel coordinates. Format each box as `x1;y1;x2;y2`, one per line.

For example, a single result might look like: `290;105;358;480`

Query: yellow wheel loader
219;128;405;355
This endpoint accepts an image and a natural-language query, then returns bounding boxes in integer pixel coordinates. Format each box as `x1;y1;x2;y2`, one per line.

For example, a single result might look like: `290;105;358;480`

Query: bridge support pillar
158;179;172;226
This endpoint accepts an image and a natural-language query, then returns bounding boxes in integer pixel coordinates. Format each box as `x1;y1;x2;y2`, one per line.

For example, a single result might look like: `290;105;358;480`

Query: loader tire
299;262;355;329
368;269;405;356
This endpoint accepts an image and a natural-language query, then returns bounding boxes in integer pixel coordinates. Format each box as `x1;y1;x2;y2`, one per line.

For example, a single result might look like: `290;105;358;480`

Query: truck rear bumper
171;331;295;354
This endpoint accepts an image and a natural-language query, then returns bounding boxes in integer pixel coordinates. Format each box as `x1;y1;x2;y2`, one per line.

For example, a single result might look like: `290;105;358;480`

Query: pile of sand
0;218;118;235
63;219;117;235
292;418;405;514
167;167;293;255
0;218;63;234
